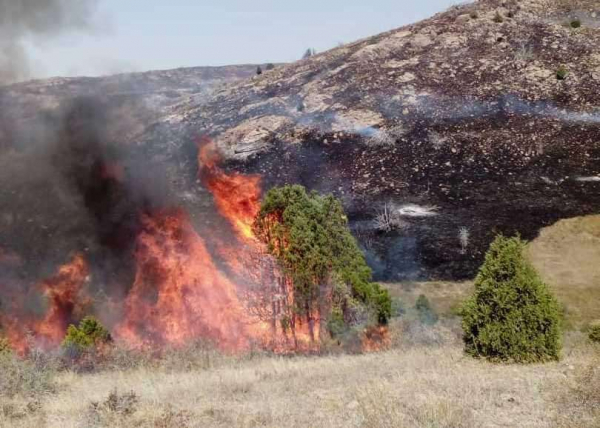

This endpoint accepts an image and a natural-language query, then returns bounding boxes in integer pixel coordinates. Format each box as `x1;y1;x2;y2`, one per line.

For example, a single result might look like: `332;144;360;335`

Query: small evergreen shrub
255;185;392;344
461;235;562;363
589;321;600;343
256;66;263;75
469;11;479;19
493;11;504;23
265;63;275;70
556;66;569;80
570;19;582;28
63;316;111;351
415;294;438;325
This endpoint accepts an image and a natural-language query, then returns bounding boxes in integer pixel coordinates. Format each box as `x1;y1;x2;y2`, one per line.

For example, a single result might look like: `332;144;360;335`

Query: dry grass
2;215;599;427
527;215;600;327
1;335;597;428
386;281;473;318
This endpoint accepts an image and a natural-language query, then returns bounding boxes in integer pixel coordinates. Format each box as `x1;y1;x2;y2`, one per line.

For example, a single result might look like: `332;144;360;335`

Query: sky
25;0;460;79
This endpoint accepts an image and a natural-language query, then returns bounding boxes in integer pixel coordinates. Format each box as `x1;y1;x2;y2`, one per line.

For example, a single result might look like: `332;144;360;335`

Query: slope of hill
0;64;266;151
528;214;600;326
2;0;600;283
155;0;600;279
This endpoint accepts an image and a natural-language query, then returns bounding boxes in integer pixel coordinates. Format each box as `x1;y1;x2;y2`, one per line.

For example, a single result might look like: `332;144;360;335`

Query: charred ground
2;0;600;284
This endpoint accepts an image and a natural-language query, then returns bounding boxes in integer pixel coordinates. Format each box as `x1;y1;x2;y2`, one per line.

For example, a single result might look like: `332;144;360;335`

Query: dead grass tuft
553;349;600;427
84;389;139;427
0;354;56;398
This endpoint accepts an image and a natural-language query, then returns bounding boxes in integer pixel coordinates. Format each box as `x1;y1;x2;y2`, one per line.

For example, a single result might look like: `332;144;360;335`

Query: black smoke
0;96;175;303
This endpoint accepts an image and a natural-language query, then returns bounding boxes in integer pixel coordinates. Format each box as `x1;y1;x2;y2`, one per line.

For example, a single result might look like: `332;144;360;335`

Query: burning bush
461;235;562;363
254;185;391;342
62;316;111;351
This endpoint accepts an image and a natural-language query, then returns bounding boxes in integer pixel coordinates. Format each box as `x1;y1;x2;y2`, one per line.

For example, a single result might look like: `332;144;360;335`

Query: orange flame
198;138;261;241
361;326;391;352
2;254;89;354
114;210;267;350
1;137;385;355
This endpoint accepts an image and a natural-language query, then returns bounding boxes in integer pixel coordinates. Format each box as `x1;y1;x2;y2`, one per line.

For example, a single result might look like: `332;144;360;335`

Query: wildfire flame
114;209;267;350
198;138;261;241
1;254;89;355
1;137;384;355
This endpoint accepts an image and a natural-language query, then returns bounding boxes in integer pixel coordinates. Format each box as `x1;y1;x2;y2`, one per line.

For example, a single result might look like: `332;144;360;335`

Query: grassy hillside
527;215;600;327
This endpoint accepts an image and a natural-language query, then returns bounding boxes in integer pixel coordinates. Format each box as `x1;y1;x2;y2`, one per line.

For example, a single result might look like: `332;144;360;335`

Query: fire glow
1;254;89;355
1;137;321;354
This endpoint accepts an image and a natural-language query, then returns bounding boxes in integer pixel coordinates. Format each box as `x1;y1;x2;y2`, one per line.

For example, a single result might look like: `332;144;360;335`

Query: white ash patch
397;204;439;217
575;176;600;182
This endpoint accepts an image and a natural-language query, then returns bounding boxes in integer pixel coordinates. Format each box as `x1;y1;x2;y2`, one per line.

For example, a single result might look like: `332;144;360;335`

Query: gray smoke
0;0;99;83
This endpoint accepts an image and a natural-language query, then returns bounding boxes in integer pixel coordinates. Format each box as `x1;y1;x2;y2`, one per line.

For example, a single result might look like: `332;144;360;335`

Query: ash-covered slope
0;64;266;151
158;0;600;279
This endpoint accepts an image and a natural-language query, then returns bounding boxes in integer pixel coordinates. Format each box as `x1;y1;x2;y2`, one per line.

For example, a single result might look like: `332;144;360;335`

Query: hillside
0;64;266;151
155;0;600;279
1;0;600;284
528;214;600;326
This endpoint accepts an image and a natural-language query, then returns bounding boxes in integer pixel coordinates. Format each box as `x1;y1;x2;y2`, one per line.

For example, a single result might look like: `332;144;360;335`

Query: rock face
3;0;600;281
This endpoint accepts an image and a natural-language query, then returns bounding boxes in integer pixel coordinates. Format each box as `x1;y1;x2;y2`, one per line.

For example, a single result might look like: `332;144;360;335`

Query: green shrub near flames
461;235;562;363
62;316;111;351
254;185;391;339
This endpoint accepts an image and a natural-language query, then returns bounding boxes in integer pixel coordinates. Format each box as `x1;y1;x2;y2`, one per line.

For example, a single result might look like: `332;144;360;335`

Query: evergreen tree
254;185;391;341
461;235;562;362
256;66;263;75
63;316;111;351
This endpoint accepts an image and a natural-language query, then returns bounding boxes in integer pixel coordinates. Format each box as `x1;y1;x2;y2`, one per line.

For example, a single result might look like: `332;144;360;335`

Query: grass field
1;331;598;428
388;215;600;328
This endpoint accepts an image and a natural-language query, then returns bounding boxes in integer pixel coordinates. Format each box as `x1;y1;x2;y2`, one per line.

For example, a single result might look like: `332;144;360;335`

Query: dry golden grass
386;281;473;318
1;333;598;428
527;215;600;327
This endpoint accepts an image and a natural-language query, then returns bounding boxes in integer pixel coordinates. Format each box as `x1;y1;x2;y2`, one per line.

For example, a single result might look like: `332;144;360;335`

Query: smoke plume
0;0;99;83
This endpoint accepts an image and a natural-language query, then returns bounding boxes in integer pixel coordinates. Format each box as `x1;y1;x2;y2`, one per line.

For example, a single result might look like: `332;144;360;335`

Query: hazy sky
25;0;459;79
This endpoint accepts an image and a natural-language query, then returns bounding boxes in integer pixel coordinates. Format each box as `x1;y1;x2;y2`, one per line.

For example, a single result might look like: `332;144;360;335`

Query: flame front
0;138;364;355
1;254;89;354
114;210;265;350
199;139;261;241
